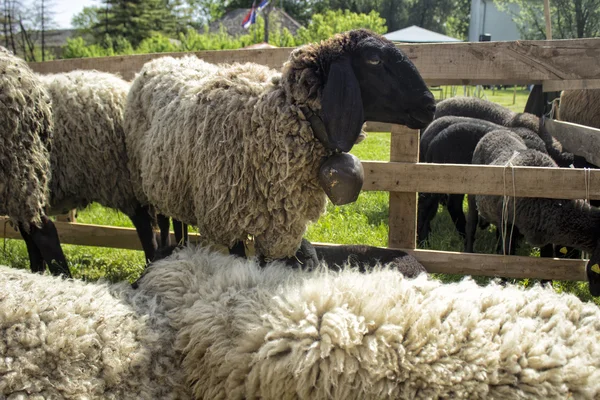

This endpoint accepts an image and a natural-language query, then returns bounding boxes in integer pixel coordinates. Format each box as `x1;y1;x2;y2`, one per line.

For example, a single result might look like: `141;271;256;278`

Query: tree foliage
494;0;600;39
90;0;184;46
295;9;386;43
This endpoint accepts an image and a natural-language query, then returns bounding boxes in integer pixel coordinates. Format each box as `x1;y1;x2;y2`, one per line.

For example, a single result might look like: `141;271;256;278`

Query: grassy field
2;86;597;304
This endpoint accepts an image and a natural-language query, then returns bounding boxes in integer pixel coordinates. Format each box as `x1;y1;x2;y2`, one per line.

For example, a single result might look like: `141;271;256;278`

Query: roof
243;42;278;49
208;8;302;37
383;25;462;43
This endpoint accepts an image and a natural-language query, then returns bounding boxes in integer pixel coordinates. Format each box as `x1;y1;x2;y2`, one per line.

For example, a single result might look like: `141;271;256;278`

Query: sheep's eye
366;57;381;66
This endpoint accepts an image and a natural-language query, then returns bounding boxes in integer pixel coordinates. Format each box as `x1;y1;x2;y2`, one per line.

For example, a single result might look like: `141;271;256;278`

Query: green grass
3;87;597;305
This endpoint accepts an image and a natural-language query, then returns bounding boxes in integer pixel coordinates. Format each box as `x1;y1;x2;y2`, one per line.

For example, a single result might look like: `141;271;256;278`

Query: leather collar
299;105;331;149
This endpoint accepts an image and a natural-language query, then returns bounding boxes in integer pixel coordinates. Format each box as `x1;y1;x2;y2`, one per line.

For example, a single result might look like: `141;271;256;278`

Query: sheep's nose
411;92;436;125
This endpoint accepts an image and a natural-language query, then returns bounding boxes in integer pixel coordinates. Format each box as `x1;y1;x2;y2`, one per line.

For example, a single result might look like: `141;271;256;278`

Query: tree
494;0;600;39
445;0;471;40
294;9;386;44
72;6;101;36
86;0;185;46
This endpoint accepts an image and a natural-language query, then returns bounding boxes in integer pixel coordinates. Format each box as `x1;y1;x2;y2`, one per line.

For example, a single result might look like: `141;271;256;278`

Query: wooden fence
3;37;600;282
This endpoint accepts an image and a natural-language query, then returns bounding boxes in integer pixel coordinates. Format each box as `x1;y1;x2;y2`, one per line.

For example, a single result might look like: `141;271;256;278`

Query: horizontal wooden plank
29;48;294;81
27;38;600;88
364;121;391;132
312;242;587;281
544;118;600;166
0;218;586;282
543;79;600;92
0;216;203;251
361;161;600;199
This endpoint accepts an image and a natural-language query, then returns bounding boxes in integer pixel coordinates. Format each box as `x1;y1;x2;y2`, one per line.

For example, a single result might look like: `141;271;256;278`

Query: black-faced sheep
434;96;591;168
417;117;548;247
471;129;600;296
2;245;600;399
124;29;435;262
0;46;70;277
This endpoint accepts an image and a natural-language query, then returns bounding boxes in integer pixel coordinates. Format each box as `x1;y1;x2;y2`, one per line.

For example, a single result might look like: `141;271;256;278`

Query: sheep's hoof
318;152;364;205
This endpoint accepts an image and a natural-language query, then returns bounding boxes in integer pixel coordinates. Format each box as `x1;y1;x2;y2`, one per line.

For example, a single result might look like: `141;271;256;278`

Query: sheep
34;70;166;268
433;96;590;168
0;46;70;277
3;244;600;399
124;29;436;261
417;117;548;247
558;89;600;129
470;129;600;295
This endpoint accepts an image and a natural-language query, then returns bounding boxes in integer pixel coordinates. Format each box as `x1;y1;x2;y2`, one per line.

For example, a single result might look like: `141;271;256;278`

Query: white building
468;0;521;42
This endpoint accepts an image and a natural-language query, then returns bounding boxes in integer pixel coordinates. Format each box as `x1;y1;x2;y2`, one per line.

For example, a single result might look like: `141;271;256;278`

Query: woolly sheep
417;117;547;246
2;245;600;399
37;70;162;266
0;46;69;277
433;96;589;168
471;129;600;295
124;29;435;260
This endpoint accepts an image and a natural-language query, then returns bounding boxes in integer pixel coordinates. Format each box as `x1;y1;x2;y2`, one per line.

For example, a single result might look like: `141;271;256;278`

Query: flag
256;0;270;12
241;1;257;29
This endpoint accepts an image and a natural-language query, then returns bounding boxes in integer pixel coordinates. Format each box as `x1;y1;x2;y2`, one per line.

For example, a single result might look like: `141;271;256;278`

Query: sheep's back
434;96;514;125
0;47;52;230
559;89;600;129
139;246;600;399
40;70;137;216
0;266;190;399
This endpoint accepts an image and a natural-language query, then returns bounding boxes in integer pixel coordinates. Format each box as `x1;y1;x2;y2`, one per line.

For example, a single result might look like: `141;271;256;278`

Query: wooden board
388;125;419;249
0;216;202;251
543;79;600;92
361;161;600;200
543;118;600;166
312;242;587;281
364;121;391;133
0;217;586;282
27;38;600;90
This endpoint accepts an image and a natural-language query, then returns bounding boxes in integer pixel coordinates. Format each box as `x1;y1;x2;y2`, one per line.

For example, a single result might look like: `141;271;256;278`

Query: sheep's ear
321;57;364;153
586;244;600;297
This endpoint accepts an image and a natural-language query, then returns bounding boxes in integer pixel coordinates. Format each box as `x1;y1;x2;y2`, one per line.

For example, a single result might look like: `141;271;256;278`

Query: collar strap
300;105;331;149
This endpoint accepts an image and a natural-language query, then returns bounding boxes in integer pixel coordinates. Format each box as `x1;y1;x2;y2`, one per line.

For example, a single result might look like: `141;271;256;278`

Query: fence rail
3;38;599;282
0;217;587;281
28;38;600;90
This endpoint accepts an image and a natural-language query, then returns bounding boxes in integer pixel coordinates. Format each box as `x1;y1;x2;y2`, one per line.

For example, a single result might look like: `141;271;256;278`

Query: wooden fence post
388;124;420;249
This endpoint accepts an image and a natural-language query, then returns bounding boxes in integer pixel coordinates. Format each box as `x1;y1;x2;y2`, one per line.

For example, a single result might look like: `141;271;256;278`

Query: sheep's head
283;29;435;153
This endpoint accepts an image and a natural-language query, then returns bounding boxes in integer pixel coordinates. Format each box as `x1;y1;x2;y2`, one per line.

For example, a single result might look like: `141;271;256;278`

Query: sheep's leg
229;240;246;258
173;219;188;246
465;195;478;253
417;193;441;245
538;244;554;287
18;224;45;274
21;216;71;277
447;194;466;241
156;213;171;248
129;205;157;264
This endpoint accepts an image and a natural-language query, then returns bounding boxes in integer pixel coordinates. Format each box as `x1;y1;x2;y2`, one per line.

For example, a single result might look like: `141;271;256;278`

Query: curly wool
559;89;600;129
0;267;189;399
38;70;139;216
0;47;53;231
2;246;600;399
